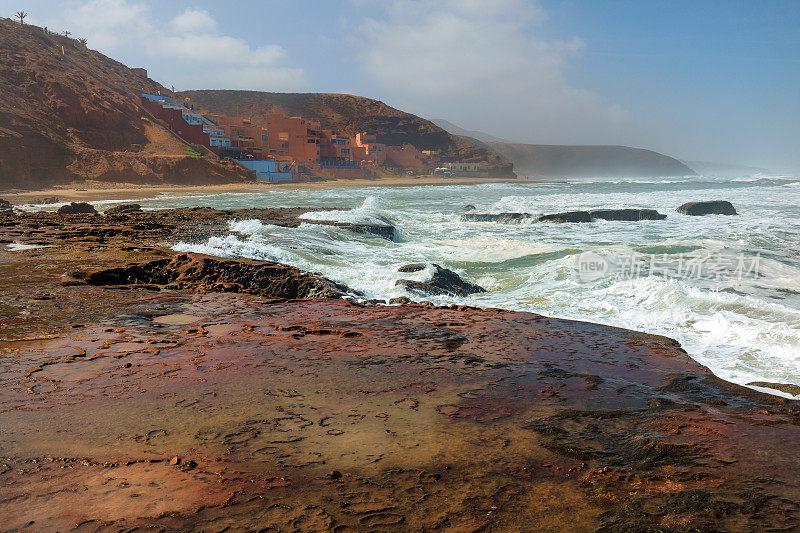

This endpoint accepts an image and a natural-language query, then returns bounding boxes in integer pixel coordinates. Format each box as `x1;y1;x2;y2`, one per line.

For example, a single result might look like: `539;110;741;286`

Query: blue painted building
236;159;293;182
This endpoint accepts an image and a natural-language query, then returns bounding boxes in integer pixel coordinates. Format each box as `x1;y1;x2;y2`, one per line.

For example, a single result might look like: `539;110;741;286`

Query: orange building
355;132;387;164
384;144;428;172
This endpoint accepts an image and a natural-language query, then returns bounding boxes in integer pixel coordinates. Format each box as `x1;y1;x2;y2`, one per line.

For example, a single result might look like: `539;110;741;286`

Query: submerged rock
461;212;534;223
677;201;737;216
345;223;398;241
397;263;486;297
538;211;592;223
589;209;667;221
105;204;142;215
398;263;426;273
85;252;355;299
57;202;97;215
463;204;476;211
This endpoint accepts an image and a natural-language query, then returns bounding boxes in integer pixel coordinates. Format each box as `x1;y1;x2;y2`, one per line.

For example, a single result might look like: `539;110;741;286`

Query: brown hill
178;90;515;176
487;142;695;178
0;19;250;190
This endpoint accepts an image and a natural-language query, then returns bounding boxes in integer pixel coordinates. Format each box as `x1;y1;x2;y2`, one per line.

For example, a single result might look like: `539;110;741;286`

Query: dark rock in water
105;204;142;215
397;264;486;297
57;202;97;215
0;199;12;210
389;296;413;305
398;263;426;273
346;223;398;241
677;201;737;216
589;209;667;221
86;252;355;299
538;211;592;223
461;212;533;223
464;204;476;211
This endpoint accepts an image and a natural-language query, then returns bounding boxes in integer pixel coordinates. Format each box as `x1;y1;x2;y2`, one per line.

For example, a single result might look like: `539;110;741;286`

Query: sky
4;0;799;172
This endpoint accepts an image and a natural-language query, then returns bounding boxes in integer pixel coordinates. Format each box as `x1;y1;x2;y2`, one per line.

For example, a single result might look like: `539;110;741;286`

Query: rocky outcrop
396;263;486;297
4;203;800;531
589;208;667;221
85;253;354;299
57;202;97;215
461;212;533;223
0;198;12;210
104;204;142;215
463;209;668;224
677;201;738;216
538;211;592;223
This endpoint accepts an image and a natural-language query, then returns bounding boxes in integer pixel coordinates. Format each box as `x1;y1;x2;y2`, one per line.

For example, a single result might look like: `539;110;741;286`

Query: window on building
262;134;268;141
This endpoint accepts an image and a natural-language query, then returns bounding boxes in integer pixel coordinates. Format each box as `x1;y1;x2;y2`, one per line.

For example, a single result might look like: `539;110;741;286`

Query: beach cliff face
1;207;800;531
0;19;254;189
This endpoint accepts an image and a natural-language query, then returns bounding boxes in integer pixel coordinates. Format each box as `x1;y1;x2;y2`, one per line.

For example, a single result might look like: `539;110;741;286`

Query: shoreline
1;175;529;205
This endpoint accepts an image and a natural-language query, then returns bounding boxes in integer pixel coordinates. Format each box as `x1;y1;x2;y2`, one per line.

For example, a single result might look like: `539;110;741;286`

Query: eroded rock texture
85;252;354;299
0;206;799;531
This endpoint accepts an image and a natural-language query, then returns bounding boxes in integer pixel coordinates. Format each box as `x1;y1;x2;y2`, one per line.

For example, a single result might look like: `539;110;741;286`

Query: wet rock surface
589;208;667;221
344;223;398;241
538;210;593;223
57;201;98;215
397;263;487;297
677;200;738;216
0;198;12;210
104;203;142;215
464;209;669;224
85;252;354;299
461;212;534;223
0;205;799;531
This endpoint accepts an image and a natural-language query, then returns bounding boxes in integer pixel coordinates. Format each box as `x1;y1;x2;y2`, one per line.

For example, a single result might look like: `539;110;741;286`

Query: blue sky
4;0;799;171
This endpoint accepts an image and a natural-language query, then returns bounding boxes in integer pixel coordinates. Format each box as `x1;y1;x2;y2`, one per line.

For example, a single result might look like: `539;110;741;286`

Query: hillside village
0;18;508;190
140;88;482;182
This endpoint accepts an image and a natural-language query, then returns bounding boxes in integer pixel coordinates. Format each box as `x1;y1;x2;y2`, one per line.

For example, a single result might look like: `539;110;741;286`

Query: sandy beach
0;175;527;205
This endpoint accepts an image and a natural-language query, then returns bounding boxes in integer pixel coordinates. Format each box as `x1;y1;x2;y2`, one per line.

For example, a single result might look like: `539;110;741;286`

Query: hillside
178;90;515;176
430;119;509;144
487;142;696;178
0;19;250;190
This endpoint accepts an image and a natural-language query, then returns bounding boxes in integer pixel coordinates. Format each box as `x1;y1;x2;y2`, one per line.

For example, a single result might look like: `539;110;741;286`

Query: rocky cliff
178;90;515;176
0;19;251;189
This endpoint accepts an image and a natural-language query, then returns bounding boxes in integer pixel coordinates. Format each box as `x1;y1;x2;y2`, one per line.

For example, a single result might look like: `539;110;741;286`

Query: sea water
46;175;800;397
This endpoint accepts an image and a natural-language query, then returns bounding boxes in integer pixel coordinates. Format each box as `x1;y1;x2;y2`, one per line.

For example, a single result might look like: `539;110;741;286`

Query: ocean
50;175;800;397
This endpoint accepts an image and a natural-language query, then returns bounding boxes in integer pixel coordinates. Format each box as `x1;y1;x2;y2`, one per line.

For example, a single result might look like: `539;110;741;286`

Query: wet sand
1;208;800;531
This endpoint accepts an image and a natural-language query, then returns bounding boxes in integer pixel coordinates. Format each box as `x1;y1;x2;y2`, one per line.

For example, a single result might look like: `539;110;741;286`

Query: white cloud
39;0;305;91
358;0;631;144
171;8;217;34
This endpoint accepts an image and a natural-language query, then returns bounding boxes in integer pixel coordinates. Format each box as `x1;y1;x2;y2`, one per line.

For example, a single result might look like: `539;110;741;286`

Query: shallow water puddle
152;313;203;325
